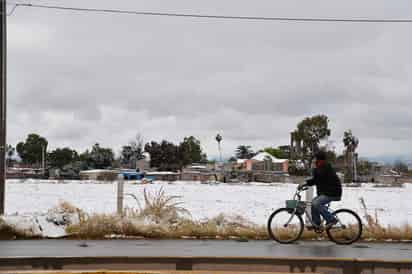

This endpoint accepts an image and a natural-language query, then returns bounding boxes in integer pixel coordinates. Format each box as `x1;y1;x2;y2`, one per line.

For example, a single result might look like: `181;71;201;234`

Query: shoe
325;219;338;229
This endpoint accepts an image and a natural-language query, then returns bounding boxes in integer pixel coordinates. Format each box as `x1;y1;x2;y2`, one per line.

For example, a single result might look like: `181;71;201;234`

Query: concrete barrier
0;271;318;274
0;257;411;274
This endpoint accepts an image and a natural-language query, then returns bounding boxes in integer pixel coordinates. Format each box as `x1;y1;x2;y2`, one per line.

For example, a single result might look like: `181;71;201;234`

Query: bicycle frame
285;187;341;229
269;185;362;244
285;189;306;225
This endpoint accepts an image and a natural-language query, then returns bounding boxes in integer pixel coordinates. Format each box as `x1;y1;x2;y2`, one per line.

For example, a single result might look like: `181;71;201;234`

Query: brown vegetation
3;190;412;242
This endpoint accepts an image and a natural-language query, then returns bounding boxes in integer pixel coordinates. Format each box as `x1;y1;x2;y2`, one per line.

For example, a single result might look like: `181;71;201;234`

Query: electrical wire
7;4;17;16
9;2;412;23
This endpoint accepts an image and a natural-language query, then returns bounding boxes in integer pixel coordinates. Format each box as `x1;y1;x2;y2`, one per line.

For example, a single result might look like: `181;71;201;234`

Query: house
136;152;151;172
244;152;289;173
181;164;216;182
235;159;247;169
145;171;180;181
49;168;80;180
239;152;289;183
79;169;119;181
6;167;46;179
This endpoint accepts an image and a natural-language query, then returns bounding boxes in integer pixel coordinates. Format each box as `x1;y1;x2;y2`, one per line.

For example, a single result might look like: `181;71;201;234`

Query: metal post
42;145;45;175
0;0;7;215
353;152;358;182
305;186;313;223
218;142;222;164
116;176;124;216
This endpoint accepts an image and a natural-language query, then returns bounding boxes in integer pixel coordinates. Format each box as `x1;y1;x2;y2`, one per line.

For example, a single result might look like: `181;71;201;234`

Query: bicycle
267;185;363;245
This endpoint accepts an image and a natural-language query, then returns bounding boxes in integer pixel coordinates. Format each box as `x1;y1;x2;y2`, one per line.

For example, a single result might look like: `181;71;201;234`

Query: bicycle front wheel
267;208;304;244
326;209;363;245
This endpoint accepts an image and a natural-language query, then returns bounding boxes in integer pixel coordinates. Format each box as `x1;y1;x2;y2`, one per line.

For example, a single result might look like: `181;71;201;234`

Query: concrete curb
1;256;412;273
0;271;316;274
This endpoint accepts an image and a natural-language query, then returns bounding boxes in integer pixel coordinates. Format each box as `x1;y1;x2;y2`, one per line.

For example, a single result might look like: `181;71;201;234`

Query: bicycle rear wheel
267;208;304;244
326;209;363;245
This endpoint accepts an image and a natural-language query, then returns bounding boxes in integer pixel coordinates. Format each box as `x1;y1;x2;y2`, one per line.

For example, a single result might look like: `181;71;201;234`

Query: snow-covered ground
5;179;412;227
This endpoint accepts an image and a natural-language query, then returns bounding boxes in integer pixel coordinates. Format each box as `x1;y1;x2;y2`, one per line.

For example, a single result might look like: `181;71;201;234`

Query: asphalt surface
0;240;412;260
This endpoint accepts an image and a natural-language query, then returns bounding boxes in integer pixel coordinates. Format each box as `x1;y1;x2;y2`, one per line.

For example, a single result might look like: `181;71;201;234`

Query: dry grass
67;188;268;240
67;212;269;240
0;200;81;240
363;224;412;241
0;218;19;239
51;200;79;214
359;197;412;241
140;188;191;223
0;217;39;239
26;191;412;242
169;218;268;240
67;213;123;239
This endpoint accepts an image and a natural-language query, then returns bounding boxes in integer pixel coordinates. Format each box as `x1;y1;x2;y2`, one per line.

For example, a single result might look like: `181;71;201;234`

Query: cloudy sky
6;0;412;160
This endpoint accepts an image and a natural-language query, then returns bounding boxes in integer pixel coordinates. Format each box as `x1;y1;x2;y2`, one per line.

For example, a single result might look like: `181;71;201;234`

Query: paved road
1;240;412;260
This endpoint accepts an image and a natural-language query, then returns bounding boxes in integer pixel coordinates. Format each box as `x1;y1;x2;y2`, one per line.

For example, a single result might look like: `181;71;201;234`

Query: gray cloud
6;0;412;159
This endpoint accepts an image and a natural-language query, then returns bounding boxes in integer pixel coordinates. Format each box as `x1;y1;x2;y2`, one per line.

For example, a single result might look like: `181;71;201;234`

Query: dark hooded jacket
306;162;342;198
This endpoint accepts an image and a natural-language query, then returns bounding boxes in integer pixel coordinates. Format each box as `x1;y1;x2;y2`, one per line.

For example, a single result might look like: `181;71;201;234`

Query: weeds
67;194;412;241
66;187;267;240
359;197;412;241
0;217;40;239
51;200;79;214
6;190;412;242
140;187;191;223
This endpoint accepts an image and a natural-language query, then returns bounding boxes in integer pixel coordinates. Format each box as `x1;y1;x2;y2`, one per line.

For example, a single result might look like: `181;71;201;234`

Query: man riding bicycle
299;150;342;229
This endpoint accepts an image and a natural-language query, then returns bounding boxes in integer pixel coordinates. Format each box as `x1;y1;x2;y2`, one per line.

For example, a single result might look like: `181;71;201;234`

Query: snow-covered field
5;179;412;227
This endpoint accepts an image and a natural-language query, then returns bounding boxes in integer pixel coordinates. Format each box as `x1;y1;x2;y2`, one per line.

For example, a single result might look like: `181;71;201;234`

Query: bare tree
121;133;145;169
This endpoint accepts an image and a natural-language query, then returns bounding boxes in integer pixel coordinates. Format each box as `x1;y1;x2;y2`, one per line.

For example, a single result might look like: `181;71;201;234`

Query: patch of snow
146;171;179;175
4;179;412;227
189;165;207;169
252;152;287;163
2;211;79;238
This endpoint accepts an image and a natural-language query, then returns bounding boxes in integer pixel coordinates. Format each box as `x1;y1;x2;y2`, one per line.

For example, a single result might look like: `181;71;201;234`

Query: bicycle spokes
326;209;363;245
285;212;296;226
268;208;304;244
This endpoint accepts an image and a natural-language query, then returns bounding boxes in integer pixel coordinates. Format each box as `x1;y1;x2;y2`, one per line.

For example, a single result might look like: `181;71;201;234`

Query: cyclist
299;150;342;229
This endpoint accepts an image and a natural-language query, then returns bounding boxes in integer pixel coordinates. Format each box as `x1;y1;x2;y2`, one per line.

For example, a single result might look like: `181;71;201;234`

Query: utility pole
353;152;358;182
42;145;45;176
0;0;7;215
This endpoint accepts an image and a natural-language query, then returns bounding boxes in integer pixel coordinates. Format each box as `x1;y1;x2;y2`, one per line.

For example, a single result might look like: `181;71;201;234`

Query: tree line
6;134;207;172
6;114;410;176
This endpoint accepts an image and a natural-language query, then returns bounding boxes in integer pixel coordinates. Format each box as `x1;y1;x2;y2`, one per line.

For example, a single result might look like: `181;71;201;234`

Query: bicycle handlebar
293;184;309;200
297;184;309;191
300;186;309;191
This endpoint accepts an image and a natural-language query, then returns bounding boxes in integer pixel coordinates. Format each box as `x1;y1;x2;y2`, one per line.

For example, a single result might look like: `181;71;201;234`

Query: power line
7;4;17;16
10;3;412;23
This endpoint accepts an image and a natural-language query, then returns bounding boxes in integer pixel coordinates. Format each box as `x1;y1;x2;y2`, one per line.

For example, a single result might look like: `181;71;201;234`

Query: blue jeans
311;195;340;226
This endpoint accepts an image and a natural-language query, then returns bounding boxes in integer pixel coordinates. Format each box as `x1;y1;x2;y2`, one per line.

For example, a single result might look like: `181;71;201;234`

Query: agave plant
139;187;191;223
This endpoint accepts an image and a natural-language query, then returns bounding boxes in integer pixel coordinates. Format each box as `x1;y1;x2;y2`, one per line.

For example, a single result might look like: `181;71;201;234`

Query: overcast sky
6;0;412;160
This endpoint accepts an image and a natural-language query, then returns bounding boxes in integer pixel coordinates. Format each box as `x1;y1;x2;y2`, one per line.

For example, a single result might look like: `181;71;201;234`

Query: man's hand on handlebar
298;184;308;191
